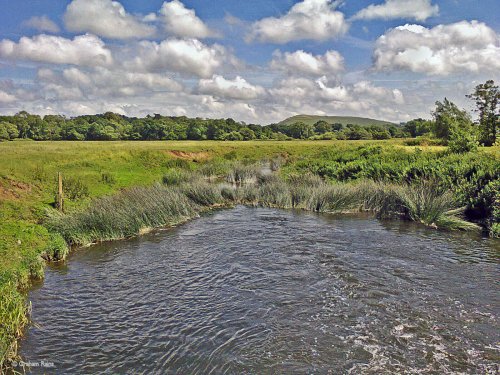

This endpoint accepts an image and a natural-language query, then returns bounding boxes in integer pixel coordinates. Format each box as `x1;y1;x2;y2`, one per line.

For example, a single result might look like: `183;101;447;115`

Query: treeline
0;111;407;142
0;80;497;145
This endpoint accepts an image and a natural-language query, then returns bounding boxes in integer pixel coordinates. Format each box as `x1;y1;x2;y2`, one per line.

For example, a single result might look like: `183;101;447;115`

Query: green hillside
279;115;397;127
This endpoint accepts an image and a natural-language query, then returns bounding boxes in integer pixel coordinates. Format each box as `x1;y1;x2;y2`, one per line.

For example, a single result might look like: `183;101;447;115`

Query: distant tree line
0;80;497;146
0;111;406;142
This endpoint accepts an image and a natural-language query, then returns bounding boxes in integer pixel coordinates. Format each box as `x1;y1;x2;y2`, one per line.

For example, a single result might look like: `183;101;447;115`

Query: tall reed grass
48;165;479;247
226;163;261;185
48;184;200;245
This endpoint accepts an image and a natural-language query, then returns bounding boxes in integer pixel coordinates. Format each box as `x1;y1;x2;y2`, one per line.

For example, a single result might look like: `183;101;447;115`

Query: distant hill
279;115;397;128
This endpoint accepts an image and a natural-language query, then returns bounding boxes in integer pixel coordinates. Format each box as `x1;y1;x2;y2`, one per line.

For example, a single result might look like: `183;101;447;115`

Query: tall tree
432;98;472;140
467;80;499;146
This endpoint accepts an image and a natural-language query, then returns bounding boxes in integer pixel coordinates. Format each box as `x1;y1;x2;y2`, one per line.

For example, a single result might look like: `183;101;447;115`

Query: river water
20;206;499;374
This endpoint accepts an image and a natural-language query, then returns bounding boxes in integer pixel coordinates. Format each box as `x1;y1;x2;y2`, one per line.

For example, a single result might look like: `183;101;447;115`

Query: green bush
63;177;90;200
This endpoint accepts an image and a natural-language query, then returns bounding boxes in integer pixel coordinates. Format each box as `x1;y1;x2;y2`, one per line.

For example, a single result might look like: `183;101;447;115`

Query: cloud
64;0;155;39
37;66;182;99
271;50;344;76
22;16;60;33
353;81;405;105
315;77;350;102
0;34;113;67
373;21;500;75
269;76;406;120
159;0;217;38
197;75;265;100
247;0;348;44
0;90;17;103
128;38;233;78
353;0;438;22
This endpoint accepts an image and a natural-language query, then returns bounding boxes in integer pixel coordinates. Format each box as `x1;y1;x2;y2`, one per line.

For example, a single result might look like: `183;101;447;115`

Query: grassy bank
0;139;498;369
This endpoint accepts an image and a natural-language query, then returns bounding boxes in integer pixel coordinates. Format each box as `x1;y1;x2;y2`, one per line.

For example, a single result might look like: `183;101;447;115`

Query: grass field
0;139;498;368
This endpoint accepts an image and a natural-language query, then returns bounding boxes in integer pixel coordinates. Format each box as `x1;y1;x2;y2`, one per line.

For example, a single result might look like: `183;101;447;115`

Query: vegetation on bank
49;172;481;247
0;139;499;370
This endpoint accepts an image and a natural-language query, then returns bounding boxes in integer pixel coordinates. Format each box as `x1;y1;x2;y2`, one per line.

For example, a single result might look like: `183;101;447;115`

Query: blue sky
0;0;498;123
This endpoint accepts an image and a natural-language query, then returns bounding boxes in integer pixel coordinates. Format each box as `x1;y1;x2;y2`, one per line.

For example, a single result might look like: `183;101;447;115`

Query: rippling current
20;207;499;374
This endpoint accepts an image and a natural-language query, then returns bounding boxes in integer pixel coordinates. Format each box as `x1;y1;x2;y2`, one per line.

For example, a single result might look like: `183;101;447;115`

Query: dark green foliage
404;118;433;137
286;145;499;230
448;127;478;153
432;98;473;140
0;122;18;141
467;80;499;146
0;110;413;141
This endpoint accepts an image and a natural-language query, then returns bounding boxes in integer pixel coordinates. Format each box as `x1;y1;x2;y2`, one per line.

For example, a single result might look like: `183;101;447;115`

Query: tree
404;118;433;137
467;80;499;146
222;131;243;141
288;122;315;139
371;128;391;140
345;127;372;140
314;120;332;134
0;122;19;140
331;123;343;131
239;128;256;141
432;98;472;140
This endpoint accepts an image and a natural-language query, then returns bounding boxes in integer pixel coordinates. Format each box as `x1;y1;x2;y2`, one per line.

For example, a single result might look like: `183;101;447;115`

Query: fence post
56;172;64;212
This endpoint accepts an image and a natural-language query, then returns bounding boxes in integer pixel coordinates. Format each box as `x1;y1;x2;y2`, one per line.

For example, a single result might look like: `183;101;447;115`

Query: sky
0;0;498;124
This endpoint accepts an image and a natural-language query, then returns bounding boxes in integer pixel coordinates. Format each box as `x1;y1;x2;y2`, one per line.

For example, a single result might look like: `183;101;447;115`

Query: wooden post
56;172;64;212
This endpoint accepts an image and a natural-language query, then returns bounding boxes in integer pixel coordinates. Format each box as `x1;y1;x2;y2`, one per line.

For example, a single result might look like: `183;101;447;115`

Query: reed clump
182;181;225;206
226;163;261;185
257;175;293;208
48;184;200;245
48;165;480;248
357;180;479;231
162;169;195;186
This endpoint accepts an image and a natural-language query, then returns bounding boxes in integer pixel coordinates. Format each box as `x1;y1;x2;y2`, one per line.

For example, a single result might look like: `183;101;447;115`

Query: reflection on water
20;207;500;374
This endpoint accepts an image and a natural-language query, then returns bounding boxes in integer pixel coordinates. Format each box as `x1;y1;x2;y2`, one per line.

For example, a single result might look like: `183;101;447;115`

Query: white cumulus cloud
271;50;344;76
159;0;217;38
373;21;500;75
0;90;17;103
247;0;348;44
0;34;113;67
37;66;182;99
128;38;232;78
353;0;439;22
64;0;155;39
198;75;265;100
22;16;60;33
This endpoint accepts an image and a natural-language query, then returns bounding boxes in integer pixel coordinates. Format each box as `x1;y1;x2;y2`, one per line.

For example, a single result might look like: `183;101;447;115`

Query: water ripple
20;206;500;374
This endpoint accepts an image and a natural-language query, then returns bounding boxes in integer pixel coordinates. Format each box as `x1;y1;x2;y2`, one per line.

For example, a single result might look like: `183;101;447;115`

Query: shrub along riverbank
0;140;498;370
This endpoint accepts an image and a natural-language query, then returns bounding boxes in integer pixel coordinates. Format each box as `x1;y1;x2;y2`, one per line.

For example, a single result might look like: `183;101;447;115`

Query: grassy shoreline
0;140;498;370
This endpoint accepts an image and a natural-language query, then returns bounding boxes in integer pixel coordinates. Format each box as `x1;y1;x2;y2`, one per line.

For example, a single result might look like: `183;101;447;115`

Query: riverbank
0;140;498;369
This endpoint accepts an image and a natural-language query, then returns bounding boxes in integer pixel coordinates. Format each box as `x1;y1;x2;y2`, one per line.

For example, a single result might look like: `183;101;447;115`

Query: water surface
20;207;499;374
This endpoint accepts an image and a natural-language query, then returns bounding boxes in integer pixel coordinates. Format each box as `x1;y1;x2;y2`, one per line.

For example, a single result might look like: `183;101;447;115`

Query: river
20;206;499;374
